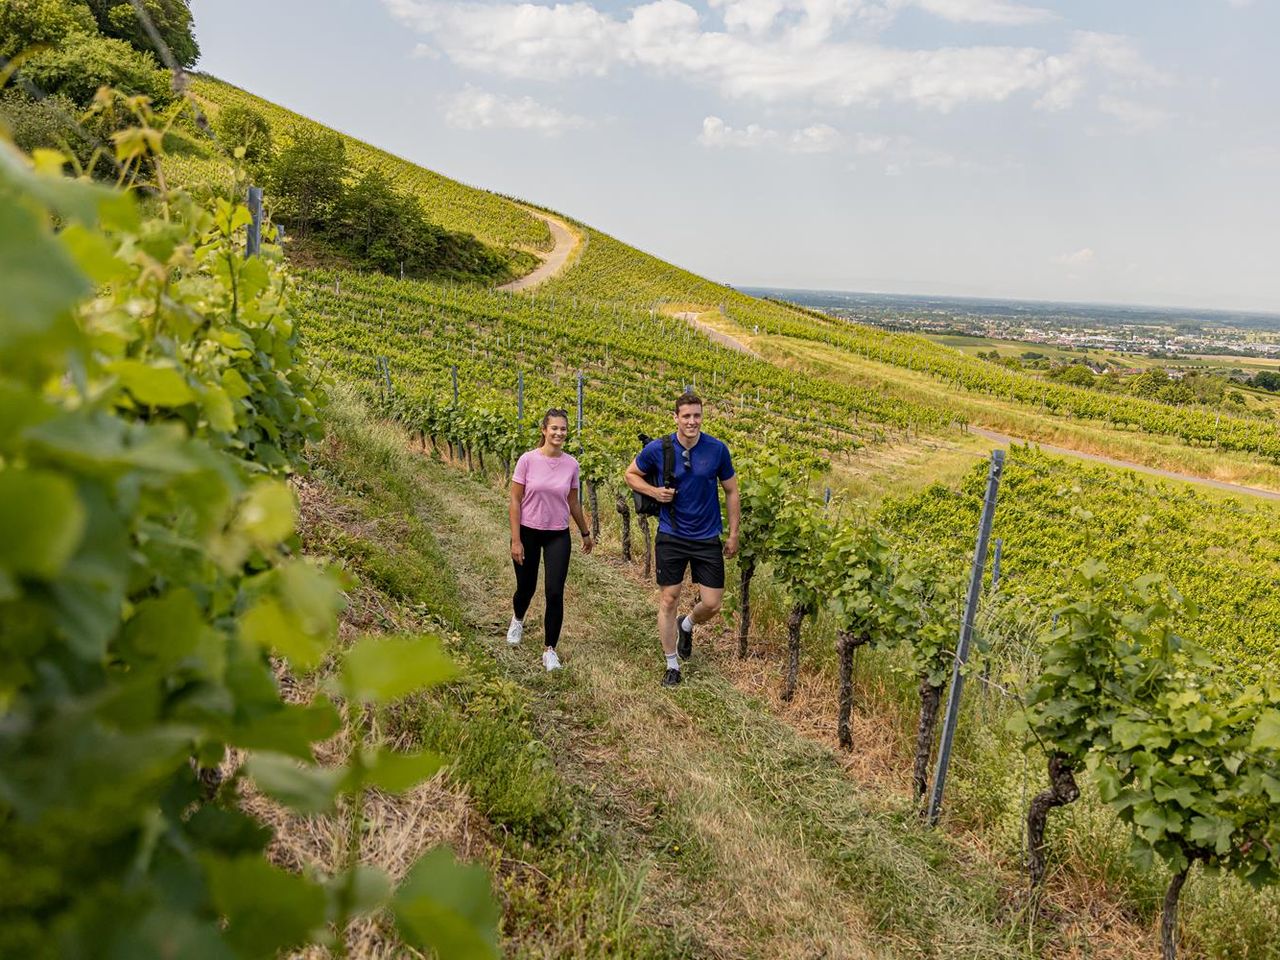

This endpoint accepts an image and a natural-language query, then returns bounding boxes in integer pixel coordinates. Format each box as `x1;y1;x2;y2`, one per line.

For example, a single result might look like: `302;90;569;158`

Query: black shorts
655;532;725;589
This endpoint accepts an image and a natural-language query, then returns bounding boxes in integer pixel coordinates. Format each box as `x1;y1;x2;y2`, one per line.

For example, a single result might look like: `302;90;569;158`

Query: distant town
743;287;1280;360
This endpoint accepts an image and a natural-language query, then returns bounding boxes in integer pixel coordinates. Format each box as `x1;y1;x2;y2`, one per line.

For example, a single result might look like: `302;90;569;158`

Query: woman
507;408;593;670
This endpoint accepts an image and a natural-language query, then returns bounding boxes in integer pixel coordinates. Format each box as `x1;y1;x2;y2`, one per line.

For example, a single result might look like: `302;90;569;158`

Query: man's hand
511;538;524;565
654;486;677;504
724;533;739;558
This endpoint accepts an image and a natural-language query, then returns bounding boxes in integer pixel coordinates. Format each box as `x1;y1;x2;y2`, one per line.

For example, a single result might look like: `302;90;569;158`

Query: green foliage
0;110;496;957
214;102;272;170
823;520;912;647
17;31;171;106
180;75;553;254
0;0;97;59
879;447;1280;673
85;0;199;68
734;448;792;568
1022;565;1280;945
265;125;346;235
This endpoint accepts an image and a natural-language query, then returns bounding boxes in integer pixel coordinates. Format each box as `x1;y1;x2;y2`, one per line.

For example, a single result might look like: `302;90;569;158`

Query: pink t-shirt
512;450;580;531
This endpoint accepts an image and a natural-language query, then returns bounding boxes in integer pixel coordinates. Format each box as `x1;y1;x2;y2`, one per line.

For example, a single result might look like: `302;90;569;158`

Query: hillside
9;54;1280;960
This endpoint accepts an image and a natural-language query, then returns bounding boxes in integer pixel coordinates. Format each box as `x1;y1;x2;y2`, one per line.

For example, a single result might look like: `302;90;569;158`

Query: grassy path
404;451;1028;959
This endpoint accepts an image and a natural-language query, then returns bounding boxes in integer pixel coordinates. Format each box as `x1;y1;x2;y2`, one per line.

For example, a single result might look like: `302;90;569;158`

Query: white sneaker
542;648;562;671
506;618;523;645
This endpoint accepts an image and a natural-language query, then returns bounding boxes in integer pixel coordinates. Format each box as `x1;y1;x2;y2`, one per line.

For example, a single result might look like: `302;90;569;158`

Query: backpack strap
661;435;676;534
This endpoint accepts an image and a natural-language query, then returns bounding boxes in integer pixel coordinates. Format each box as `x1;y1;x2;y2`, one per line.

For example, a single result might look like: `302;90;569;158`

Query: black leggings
512;525;571;648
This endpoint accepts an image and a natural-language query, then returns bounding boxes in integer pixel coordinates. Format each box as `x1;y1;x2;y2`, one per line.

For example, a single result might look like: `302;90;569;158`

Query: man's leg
688;586;724;625
658;584;682;656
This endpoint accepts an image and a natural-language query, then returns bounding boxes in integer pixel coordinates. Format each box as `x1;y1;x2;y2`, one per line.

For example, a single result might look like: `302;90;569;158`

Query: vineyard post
517;370;524;427
927;448;1005;826
576;371;584;451
246;185;263;257
451;364;463;461
981;537;1004;696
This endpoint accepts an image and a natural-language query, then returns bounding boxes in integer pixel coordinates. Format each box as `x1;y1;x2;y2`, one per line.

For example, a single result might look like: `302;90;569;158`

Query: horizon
189;0;1279;314
739;284;1280;321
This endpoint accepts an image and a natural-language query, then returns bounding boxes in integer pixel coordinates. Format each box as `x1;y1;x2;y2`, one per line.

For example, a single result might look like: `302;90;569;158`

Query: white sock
665;653;680;671
510;616;522;626
680;615;693;633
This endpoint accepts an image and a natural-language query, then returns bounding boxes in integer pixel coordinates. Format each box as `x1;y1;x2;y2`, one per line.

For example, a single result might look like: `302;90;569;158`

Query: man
626;392;740;687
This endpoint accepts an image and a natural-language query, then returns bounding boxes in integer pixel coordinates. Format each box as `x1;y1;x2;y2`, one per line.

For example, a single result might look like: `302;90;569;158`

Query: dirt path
969;426;1280;501
672;310;760;357
497;207;580;292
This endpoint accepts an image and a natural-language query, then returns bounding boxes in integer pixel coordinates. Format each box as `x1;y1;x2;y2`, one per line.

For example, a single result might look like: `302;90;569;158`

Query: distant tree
1048;363;1095;388
266;128;347;236
331;169;423;273
18;32;170;106
215;103;273;170
0;88;98;168
84;0;199;68
1226;391;1246;407
1130;367;1171;399
1252;371;1280;392
0;0;97;60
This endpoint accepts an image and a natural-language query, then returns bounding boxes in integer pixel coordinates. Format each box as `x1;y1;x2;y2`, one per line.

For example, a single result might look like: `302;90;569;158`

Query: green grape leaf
0;469;86;579
108;359;197;407
364;749;445;794
244;753;346;814
238;596;328;672
0;465;88;578
230;698;342;761
329;865;393;918
341;634;458;704
392;848;500;960
1251;710;1280;752
0;190;90;351
238;480;297;550
203;854;328;956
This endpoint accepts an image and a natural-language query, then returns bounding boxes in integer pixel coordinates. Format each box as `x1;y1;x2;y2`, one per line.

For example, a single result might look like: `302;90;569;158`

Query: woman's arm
509;481;525;564
568;486;593;554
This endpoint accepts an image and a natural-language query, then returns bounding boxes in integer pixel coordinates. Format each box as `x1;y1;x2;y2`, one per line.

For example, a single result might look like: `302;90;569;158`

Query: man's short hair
675;392;703;414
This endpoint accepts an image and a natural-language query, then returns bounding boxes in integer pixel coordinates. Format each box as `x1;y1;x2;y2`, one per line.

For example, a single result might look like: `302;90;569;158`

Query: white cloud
1053;247;1095;266
698;117;840;153
905;0;1054;26
1096;94;1172;132
698;115;778;147
788;123;841;152
443;87;589;135
1034;31;1169;112
385;2;1164;113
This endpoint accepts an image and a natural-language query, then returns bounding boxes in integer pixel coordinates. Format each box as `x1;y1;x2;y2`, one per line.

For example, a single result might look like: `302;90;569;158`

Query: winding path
968;426;1280;501
497;207;580;292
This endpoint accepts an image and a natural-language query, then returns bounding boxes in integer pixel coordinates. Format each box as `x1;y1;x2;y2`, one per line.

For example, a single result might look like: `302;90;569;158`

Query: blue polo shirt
636;432;735;541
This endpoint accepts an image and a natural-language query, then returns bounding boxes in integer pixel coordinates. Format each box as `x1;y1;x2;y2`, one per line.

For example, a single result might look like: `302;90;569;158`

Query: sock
510;616;522;626
680;615;693;633
665;653;680;671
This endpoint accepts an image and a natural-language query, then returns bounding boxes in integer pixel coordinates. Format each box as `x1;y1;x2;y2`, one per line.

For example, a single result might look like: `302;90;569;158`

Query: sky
190;0;1279;312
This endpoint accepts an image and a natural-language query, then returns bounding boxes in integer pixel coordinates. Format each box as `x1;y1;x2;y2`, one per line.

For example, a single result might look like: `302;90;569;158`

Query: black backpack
633;433;675;518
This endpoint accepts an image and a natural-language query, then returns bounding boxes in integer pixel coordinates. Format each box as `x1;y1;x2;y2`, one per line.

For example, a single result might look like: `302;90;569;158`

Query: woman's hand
581;532;594;555
511;537;524;565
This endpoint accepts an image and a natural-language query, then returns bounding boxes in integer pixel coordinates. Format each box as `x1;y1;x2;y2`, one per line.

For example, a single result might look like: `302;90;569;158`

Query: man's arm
721;475;740;557
626;457;675;503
